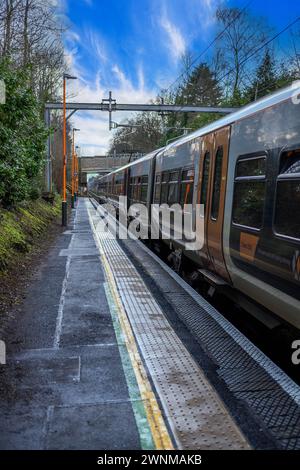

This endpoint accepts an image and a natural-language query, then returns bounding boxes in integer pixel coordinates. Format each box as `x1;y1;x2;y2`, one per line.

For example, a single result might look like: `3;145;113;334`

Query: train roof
99;82;299;180
106;147;165;176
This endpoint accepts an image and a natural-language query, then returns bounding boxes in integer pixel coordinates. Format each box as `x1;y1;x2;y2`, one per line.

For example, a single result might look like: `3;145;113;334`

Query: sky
60;0;300;156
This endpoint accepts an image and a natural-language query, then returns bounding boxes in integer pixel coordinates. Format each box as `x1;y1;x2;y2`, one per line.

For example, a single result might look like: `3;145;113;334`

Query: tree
0;0;68;198
245;49;298;103
0;0;66;102
215;7;270;102
108;112;164;156
160;60;222;143
246;49;277;101
0;61;47;206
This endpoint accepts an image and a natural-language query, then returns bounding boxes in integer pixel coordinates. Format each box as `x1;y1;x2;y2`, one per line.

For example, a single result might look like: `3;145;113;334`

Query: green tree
246;49;277;101
0;61;47;207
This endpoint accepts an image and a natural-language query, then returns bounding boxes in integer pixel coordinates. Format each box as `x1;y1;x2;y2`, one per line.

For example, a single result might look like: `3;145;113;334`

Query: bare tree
108;112;164;156
0;0;66;101
215;7;270;97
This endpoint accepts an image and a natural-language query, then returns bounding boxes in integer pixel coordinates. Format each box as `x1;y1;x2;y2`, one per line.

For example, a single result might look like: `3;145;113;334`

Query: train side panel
223;97;300;328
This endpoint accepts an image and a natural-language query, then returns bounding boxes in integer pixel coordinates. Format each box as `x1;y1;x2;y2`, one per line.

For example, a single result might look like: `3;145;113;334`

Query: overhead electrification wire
174;15;300;115
163;0;254;95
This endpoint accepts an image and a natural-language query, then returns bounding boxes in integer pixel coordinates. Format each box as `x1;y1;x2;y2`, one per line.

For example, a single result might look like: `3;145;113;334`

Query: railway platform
1;198;300;450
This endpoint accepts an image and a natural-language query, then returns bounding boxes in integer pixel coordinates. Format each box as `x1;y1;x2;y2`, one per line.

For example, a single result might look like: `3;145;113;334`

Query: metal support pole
71;130;75;209
62;77;67;226
75;155;79;198
44;108;52;194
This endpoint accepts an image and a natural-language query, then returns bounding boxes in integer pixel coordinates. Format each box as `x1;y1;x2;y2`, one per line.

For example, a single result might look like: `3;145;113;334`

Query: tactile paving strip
88;201;249;450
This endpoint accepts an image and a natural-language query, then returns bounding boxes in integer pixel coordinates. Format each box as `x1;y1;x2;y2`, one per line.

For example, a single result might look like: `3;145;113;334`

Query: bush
0;61;48;208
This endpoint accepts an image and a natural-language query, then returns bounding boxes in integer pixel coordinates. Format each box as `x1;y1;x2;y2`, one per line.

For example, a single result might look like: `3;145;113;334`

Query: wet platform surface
1;198;299;450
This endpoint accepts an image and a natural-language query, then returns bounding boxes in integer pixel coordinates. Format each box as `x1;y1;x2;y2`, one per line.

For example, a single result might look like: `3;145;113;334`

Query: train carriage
89;84;300;330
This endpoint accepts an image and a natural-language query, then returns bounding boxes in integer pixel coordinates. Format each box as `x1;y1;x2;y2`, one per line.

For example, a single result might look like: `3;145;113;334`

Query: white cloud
194;0;222;30
160;15;186;61
85;30;107;62
64;49;156;156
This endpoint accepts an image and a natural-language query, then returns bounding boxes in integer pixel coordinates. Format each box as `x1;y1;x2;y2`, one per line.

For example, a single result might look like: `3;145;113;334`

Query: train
89;84;300;331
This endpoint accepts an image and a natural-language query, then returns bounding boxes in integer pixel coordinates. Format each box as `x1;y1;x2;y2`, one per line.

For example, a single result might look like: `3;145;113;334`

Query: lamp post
62;73;77;226
75;145;80;199
71;128;80;208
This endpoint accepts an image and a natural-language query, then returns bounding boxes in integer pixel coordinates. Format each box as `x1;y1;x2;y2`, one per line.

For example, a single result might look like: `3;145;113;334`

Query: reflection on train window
279;149;300;174
168;182;178;204
233;154;266;230
182;169;194;181
140;175;148;202
275;149;300;239
211;146;223;220
161;181;168;203
167;171;179;205
232;181;265;229
274;180;300;239
236;156;266;177
169;171;179;182
140;185;148;202
200;152;210;214
180;168;194;207
154;183;161;203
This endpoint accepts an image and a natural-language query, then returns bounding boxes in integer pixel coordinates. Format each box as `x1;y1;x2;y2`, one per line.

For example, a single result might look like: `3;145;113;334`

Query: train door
206;127;231;281
198;133;214;267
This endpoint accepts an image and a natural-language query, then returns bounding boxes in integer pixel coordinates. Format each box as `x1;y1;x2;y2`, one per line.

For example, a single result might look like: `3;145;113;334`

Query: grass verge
0;195;61;273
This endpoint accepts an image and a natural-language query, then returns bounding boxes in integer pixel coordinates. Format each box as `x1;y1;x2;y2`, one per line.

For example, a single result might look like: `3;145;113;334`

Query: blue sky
61;0;300;155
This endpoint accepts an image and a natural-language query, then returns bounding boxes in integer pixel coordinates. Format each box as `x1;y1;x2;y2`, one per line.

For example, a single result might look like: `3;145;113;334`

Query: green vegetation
0;195;61;272
0;1;66;207
0;61;48;207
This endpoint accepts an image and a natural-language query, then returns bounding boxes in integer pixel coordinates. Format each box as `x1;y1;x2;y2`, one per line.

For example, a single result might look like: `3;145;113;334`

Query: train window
140;185;148;202
232;181;265;229
180;168;194;207
136;177;141;200
154;184;160;203
162;173;169;183
200;152;210;214
274;180;300;239
236;156;266;177
155;174;161;183
211;147;223;220
169;171;179;182
274;148;300;239
279;149;300;175
168;183;178;205
161;181;168;203
167;171;179;205
182;169;194;181
232;154;266;230
140;175;148;202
